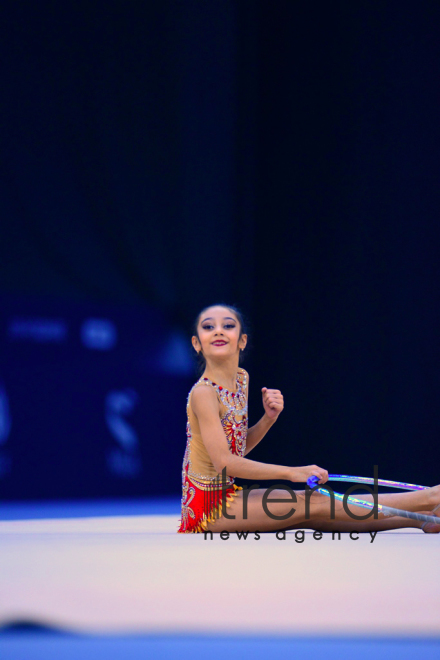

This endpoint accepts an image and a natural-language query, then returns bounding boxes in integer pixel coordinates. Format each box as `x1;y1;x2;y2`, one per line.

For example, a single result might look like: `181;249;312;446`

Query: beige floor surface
0;515;438;636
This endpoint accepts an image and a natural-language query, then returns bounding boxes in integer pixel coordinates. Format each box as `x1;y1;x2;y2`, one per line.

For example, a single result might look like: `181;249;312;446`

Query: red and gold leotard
177;368;248;533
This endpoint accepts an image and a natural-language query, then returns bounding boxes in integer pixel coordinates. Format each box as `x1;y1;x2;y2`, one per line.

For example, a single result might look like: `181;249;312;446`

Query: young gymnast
177;304;440;534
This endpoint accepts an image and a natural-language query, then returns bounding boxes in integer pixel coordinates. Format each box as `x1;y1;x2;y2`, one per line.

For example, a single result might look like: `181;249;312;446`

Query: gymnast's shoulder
190;381;220;419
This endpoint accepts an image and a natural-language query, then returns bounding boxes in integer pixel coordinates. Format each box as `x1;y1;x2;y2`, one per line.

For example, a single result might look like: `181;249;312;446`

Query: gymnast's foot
421;506;440;534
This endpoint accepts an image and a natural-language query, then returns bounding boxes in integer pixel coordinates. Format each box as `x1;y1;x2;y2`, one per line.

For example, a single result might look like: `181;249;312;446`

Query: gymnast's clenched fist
261;387;284;420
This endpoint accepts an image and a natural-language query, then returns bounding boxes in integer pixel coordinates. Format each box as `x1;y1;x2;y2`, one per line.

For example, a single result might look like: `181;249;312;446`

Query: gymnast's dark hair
192;303;251;376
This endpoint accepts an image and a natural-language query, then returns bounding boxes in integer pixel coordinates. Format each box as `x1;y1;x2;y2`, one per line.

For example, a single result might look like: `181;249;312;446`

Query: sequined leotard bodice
177;368;248;533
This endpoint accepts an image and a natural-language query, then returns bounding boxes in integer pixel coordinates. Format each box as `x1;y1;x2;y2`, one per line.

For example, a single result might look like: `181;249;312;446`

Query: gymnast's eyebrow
201;317;236;323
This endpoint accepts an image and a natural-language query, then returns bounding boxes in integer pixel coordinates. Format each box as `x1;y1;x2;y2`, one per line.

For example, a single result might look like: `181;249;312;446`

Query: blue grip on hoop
307;475;320;489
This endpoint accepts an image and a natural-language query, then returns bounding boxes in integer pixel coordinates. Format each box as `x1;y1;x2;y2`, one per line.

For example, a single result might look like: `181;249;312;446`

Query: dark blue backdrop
1;1;439;499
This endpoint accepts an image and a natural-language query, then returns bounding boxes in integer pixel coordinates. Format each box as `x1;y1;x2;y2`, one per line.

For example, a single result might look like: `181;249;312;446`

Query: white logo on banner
105;389;141;477
0;384;12;477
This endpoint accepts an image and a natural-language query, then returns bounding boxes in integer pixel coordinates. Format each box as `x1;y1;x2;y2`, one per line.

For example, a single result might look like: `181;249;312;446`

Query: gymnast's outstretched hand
261;387;284;420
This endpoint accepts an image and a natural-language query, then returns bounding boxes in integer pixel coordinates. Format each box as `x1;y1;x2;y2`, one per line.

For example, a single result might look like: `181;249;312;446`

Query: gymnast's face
192;306;247;362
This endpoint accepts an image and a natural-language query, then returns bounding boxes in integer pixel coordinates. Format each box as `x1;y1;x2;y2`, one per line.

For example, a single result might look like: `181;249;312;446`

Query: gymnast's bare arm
191;385;328;484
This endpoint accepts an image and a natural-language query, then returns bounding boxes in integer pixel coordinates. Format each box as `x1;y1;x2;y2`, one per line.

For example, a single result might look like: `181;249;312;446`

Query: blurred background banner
1;1;440;501
0;295;193;499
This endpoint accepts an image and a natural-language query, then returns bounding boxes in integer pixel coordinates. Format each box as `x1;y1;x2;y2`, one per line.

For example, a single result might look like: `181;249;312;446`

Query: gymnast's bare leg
205;485;440;534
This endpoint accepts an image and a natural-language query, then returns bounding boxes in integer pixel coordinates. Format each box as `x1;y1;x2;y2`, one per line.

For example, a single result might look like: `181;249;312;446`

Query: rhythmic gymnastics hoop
306;474;440;525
